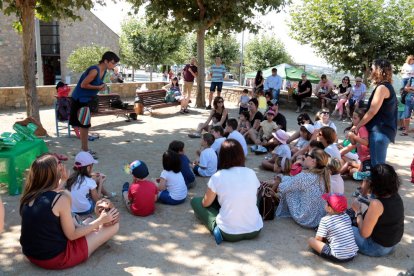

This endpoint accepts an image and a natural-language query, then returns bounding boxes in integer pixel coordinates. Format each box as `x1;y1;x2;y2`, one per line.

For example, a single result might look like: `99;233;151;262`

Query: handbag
257;181;279;220
165;90;176;103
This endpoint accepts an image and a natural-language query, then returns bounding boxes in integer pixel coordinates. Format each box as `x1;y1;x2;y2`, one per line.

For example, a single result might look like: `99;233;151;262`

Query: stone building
0;8;119;87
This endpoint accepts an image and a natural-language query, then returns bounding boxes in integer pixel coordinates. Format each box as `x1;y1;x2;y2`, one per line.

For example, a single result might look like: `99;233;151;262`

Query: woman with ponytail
273;148;330;228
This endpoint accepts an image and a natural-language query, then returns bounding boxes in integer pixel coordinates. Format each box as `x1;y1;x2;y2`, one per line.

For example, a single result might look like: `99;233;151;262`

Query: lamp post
239;30;244;85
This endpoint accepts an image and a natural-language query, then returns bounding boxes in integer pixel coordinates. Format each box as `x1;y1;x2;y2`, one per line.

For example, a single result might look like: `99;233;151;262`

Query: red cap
321;193;348;213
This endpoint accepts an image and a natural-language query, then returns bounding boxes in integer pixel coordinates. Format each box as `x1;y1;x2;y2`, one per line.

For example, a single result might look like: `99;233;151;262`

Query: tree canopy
126;0;286;107
67;45;109;73
244;35;293;72
289;0;414;82
0;0;104;120
205;33;240;68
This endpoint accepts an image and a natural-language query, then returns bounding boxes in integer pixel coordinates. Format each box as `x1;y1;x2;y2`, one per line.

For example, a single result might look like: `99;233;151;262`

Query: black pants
293;92;312;107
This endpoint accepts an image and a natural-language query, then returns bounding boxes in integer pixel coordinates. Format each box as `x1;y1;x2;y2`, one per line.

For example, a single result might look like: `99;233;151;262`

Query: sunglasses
304;152;315;159
217;101;224;103
321;111;329;115
297;120;305;125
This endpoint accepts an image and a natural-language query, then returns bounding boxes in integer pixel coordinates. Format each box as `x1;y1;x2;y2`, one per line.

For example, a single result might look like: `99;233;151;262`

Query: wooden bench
55;94;135;137
135;89;180;114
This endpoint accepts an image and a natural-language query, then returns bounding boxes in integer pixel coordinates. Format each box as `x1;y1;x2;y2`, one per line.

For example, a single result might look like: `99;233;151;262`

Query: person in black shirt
293;73;312;112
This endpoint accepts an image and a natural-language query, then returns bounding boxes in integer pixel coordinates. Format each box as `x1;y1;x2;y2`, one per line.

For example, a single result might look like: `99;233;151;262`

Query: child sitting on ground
328;158;344;194
291;124;314;154
157;150;188;205
237;88;250;114
256;110;278;147
210;126;226;155
191;133;218;177
226;118;248;156
122;160;158;216
308;193;358;262
211;113;222;127
238;111;251;135
168;140;196;189
261;129;291;171
66;151;114;215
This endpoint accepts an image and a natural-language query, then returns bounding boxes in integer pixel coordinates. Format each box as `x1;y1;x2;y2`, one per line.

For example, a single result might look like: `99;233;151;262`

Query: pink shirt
357;126;370;162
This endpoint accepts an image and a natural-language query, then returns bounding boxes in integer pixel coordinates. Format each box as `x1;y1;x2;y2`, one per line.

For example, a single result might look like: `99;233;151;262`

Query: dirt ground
0;100;413;275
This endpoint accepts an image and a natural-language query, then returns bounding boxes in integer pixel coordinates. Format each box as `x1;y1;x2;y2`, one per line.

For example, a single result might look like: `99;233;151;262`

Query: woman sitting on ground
162;77;190;114
20;154;119;269
271;148;330;228
189;96;229;138
317;126;341;159
245;98;264;143
191;139;263;244
351;164;404;257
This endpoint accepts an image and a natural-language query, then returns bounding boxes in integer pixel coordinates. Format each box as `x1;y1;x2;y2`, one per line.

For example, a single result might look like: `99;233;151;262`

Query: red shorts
27;237;88;270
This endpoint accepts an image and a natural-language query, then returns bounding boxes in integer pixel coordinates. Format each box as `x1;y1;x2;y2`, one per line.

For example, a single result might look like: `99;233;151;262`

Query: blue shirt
210;64;226;82
179;154;195;186
264;75;283;90
72;65;106;103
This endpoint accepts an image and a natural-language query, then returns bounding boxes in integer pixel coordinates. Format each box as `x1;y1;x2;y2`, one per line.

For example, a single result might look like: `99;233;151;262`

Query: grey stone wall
0;13;24;87
59;9;120;85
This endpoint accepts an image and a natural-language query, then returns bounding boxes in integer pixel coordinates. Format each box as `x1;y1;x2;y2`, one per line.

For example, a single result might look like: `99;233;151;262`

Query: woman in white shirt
191;139;263;244
401;55;414;88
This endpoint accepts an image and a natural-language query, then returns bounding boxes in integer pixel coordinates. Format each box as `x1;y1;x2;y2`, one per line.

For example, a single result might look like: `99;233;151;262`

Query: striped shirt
210;64;226;82
316;213;358;259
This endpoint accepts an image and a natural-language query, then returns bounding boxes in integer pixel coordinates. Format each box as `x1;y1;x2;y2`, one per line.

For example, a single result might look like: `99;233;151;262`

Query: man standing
182;57;198;100
207;56;226;109
345;77;366;118
264;68;283;102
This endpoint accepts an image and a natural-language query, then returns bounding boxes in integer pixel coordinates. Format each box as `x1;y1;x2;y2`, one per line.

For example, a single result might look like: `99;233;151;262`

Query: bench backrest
136;89;167;106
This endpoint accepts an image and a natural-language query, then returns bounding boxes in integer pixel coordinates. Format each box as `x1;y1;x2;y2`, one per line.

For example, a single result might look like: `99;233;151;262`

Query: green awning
246;63;320;84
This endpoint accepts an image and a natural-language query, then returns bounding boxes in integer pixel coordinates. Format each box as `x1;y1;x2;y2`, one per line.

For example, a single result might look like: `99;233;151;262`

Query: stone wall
0;13;24;87
59;9;120;85
0;82;167;110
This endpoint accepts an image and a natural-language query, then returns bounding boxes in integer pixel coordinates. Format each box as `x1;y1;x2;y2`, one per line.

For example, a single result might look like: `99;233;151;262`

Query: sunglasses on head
305;152;315;159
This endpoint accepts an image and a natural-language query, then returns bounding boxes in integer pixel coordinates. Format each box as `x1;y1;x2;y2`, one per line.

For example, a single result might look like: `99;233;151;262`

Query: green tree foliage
244;35;293;72
126;0;285;107
175;33;197;65
67;45;109;73
289;0;414;83
0;0;104;120
122;19;182;80
119;19;143;73
205;33;240;68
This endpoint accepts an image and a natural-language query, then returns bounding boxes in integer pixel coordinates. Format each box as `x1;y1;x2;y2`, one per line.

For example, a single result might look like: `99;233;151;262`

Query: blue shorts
74;198;95;216
398;111;405;120
403;94;414;119
320;244;355;263
158;190;186;205
210;82;223;93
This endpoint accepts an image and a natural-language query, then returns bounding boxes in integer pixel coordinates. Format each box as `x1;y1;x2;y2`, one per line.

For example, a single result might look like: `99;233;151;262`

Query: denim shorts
403;94;414;119
74;198;95;216
352;226;395;257
210;82;223;92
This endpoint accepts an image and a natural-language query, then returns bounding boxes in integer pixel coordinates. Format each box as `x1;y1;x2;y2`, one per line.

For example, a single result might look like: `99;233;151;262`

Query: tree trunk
149;65;153;81
196;28;206;107
362;61;370;87
20;1;40;121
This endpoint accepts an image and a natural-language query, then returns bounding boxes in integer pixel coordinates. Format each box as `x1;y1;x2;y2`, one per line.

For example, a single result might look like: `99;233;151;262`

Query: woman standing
191;139;263;244
351;164;404;257
401;55;414;88
293;73;312;112
20;154;119;269
189;96;229;137
354;59;397;167
69;51;120;158
253;70;264;96
273;148;330;228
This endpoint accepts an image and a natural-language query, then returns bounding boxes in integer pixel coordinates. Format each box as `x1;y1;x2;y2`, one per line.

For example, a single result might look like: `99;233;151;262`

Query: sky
91;1;329;67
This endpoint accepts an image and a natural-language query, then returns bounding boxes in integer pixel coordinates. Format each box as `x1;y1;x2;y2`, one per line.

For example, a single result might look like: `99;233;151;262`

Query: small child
273;156;292;175
290;155;304;176
308;193;358;262
258;90;267;114
168;140;196;188
328;158;344;194
238;111;251;135
256;110;278;146
397;94;406;131
291;124;314;154
122;160;158;216
211;113;222;127
261;129;291;171
238;88;250;114
157;150;187;205
226;118;248;156
66;151;113;215
192;133;218;177
210;126;226;155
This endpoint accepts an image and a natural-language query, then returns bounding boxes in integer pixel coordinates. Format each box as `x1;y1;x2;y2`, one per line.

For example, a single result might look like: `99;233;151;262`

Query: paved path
0;101;413;275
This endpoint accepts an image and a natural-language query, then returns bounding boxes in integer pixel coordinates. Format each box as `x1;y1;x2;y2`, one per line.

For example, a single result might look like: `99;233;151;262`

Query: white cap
303;124;315;134
75;151;98;167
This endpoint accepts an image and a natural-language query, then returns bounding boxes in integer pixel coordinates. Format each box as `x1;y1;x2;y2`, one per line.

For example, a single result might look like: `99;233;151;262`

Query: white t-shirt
208;167;263;234
330;174;344;194
198;147;218;177
70;176;97;213
325;144;341;159
314;120;337;133
402;63;414;79
294;137;310;150
211;137;226;155
273;144;291;159
160;170;187;200
228;130;248;156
